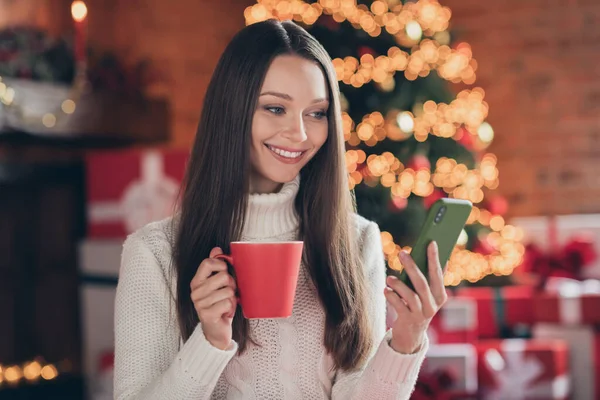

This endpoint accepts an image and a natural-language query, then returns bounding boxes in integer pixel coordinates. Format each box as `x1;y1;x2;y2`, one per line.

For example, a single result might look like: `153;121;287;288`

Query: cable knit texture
114;175;428;399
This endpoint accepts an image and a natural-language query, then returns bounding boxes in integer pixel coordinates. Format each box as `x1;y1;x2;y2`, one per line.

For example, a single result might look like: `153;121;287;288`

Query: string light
245;0;451;38
343;89;489;147
0;359;61;386
383;230;525;286
0;75;86;132
330;39;476;88
245;0;474;85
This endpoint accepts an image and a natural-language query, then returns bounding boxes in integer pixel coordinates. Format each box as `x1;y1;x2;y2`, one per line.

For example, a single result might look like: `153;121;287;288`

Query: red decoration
456;126;475;151
389;196;408;211
472;237;495;256
424;189;445;209
99;351;114;372
358;46;377;58
412;369;457;400
407;154;431;171
484;195;509;216
518;215;597;288
317;15;339;31
520;236;597;284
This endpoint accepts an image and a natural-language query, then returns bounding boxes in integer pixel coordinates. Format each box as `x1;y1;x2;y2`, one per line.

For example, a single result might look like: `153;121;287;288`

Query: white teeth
268;145;303;159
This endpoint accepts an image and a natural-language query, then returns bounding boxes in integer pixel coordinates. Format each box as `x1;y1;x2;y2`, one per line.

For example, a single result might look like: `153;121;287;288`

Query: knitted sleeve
113;233;237;400
331;221;428;400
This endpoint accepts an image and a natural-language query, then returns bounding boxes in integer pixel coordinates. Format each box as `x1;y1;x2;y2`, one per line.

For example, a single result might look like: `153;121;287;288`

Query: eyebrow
259;91;329;104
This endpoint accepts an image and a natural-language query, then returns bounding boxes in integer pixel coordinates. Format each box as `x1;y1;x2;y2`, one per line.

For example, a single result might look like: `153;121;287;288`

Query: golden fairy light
245;0;474;85
4;366;22;383
23;361;42;381
41;364;58;380
383;229;525;286
0;359;61;386
342;89;490;148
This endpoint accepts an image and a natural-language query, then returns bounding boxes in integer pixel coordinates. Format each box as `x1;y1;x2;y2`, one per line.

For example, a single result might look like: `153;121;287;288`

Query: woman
114;19;447;400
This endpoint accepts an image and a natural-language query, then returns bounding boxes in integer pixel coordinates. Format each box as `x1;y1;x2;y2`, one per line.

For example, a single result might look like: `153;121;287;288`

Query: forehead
261;55;329;100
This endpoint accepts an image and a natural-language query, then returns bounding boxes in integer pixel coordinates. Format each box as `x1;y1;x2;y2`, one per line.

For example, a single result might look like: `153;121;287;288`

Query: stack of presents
80;147;188;399
79;148;600;400
412;216;600;400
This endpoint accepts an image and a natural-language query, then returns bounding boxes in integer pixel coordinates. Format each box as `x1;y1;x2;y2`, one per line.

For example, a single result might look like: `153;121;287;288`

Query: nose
281;114;308;143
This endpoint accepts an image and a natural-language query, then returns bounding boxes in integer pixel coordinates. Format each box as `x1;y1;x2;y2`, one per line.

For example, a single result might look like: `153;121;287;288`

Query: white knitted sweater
114;176;427;399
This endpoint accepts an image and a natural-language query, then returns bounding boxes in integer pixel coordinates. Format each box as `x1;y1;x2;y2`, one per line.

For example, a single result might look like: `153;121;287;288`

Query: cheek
309;123;329;151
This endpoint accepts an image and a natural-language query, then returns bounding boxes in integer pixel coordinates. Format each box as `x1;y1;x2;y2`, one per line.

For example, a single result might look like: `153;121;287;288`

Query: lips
265;144;308;164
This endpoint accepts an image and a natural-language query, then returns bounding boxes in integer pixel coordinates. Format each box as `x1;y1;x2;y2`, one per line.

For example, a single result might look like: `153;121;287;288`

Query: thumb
209;247;223;258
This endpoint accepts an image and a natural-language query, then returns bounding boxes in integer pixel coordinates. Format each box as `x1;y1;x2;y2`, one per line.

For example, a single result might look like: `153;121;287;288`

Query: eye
265;106;285;115
309;110;327;120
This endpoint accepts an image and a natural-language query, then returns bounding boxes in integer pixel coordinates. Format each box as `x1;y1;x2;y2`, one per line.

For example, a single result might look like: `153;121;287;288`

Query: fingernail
387;275;397;283
400;251;408;259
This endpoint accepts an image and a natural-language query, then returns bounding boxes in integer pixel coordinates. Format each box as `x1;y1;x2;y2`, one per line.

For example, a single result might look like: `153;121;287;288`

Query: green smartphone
389;198;473;289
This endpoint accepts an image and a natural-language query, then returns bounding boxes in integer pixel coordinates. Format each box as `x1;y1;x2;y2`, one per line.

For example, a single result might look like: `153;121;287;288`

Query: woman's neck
243;174;301;239
248;171;285;194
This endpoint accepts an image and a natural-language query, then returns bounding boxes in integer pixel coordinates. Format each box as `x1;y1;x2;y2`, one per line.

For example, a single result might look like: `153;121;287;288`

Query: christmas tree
244;0;524;286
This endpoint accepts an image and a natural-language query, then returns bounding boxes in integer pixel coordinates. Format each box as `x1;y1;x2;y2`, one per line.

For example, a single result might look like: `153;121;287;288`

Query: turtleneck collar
242;174;301;240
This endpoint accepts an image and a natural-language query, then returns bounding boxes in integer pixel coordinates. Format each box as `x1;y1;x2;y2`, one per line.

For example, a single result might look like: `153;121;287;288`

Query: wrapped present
476;339;570;400
78;239;121;397
86;148;188;238
512;214;600;281
533;277;600;325
534;323;600;400
421;343;478;396
456;286;534;338
427;297;477;344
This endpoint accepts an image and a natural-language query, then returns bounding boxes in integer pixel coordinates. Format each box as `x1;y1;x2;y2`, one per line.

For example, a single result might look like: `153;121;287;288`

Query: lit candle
71;1;88;64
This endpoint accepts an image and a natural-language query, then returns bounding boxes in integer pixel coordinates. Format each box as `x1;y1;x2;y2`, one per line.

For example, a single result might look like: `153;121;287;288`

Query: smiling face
249;54;330;194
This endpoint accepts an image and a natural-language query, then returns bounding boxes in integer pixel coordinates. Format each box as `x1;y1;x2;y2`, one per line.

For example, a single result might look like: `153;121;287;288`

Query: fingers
384;286;410;317
197;297;237;324
427;241;448;306
193;286;236;309
190;248;227;290
191;271;236;302
209;247;223;258
399;250;429;299
386;275;422;313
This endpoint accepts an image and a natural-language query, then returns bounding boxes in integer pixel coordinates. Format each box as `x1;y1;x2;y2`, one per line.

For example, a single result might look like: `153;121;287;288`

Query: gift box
533;277;600;325
427;297;477;344
456;286;534;338
78;239;121;398
512;214;600;280
476;338;570;400
534;323;600;400
86;148;188;238
422;343;478;395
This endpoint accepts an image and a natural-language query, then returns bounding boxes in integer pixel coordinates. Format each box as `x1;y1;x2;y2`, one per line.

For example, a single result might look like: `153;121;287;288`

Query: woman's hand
384;241;448;354
190;247;238;350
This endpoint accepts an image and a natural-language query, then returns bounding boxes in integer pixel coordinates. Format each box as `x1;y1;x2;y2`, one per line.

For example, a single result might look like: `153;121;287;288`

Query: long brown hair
173;19;373;371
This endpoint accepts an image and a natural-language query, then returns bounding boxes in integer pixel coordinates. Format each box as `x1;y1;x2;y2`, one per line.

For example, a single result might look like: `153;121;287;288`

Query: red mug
214;241;303;319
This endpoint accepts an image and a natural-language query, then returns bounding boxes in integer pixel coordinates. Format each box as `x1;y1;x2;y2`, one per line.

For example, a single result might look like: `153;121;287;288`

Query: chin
268;171;300;184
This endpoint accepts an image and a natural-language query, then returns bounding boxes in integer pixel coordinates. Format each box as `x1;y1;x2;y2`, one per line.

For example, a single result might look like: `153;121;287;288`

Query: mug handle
213;253;234;265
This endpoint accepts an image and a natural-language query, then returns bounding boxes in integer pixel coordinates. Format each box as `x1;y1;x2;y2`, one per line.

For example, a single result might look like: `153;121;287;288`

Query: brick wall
442;0;600;216
3;0;600;216
84;0;251;148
